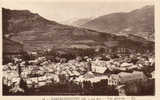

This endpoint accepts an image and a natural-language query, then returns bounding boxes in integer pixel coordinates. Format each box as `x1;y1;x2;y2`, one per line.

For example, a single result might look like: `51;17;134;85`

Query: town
2;2;155;96
2;45;155;96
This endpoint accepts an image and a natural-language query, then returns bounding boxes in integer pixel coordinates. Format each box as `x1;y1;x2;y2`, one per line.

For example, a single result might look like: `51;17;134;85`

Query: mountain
70;18;91;26
2;8;154;52
60;18;91;26
81;5;154;41
60;17;80;25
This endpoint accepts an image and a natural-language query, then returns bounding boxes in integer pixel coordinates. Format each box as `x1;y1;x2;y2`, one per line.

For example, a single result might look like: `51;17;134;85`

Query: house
26;78;33;88
37;76;47;87
108;74;120;86
116;85;127;96
92;66;107;74
74;72;118;86
91;60;107;74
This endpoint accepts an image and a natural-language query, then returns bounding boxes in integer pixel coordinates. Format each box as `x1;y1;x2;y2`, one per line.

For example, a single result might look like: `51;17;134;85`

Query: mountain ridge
2;8;154;52
81;5;154;41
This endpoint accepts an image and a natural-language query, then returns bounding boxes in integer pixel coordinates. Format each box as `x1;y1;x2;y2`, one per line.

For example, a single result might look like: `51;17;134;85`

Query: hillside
81;5;154;41
2;8;154;52
70;18;91;26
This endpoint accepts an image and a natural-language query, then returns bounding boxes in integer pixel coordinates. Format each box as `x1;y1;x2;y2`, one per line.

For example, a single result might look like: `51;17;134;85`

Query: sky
1;0;154;23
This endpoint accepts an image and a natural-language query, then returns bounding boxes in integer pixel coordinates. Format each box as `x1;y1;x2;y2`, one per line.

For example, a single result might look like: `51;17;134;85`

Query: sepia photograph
1;0;155;96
